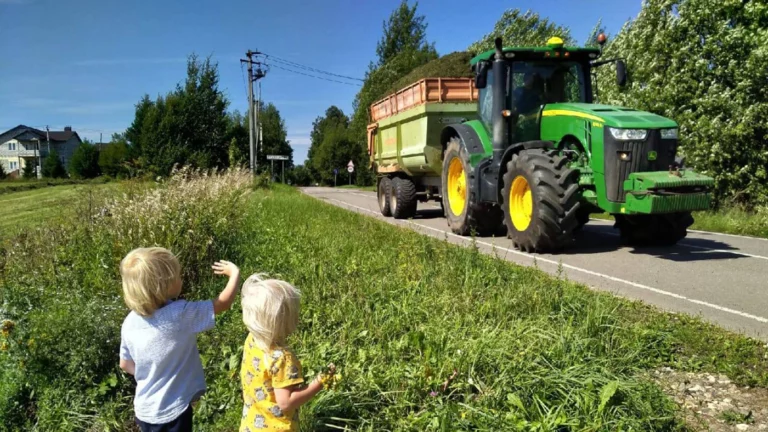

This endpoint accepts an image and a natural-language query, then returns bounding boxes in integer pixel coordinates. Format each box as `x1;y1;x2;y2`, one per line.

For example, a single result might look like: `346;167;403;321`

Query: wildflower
429;391;438;397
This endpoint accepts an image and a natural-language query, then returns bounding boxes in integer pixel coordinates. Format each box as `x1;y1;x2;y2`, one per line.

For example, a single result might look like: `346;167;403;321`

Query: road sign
333;168;338;175
267;155;289;161
347;166;354;173
347;160;354;168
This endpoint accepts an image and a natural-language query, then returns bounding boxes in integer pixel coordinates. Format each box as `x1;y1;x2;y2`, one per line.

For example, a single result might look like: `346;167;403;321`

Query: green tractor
436;36;713;252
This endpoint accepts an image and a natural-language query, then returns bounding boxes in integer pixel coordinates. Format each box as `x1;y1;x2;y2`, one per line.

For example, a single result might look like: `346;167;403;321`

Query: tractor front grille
603;129;677;202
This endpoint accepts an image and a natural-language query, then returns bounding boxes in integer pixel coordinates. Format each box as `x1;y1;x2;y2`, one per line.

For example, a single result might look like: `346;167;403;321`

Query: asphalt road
302;187;768;341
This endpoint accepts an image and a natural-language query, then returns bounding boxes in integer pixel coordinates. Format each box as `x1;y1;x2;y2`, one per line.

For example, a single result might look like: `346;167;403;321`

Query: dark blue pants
136;405;193;432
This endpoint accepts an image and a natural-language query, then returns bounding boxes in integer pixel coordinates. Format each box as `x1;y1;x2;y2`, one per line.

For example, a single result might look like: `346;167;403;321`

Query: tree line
0;55;294;182
302;0;767;207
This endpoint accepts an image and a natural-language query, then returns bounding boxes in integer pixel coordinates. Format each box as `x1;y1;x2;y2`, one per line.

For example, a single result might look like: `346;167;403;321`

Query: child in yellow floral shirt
239;274;335;431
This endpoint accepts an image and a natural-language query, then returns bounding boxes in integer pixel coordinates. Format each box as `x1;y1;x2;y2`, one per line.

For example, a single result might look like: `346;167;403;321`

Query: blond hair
120;247;181;316
241;274;301;350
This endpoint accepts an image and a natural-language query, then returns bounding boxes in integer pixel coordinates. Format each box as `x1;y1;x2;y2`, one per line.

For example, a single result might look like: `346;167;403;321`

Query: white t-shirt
120;299;215;423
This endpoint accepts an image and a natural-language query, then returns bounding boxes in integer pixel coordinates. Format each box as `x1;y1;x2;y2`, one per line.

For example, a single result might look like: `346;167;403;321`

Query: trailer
367;78;478;218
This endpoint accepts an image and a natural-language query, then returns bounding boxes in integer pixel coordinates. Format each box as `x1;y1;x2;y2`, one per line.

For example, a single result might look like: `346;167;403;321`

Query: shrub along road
302;187;768;341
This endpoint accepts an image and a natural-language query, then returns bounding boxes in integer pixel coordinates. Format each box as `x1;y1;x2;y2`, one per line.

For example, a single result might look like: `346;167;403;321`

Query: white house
0;125;82;177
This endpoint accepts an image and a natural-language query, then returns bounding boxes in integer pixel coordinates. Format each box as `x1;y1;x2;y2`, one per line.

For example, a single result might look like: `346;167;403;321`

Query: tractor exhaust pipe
491;37;508;164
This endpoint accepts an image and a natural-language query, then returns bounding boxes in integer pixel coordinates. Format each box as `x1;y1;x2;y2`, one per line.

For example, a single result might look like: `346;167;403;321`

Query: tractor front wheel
441;138;502;235
614;212;693;246
502;148;581;252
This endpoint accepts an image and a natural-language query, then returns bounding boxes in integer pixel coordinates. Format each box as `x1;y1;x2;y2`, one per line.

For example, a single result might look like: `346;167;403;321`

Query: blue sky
0;0;642;164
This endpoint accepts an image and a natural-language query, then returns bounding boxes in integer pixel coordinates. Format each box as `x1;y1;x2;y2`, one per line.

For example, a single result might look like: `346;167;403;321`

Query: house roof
0;125;82;144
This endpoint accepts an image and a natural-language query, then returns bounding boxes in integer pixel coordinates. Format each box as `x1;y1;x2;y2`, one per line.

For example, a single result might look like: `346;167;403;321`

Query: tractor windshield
509;61;587;116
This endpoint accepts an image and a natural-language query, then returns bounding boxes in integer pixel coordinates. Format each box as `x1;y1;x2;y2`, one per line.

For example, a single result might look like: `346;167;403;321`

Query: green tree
22;162;36;179
226;110;249;167
349;1;438;186
42;150;67;178
69;142;101;179
307;106;367;184
98;134;130;178
375;0;435;66
0;162;6;180
257;103;293;175
468;9;574;53
598;0;768;206
289;165;312;186
125;55;230;175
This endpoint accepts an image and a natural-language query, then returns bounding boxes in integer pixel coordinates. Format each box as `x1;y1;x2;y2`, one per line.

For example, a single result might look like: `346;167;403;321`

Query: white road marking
322;196;768;325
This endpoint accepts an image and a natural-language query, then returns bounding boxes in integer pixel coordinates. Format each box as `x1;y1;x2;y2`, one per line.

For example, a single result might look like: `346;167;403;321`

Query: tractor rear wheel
614;212;693;246
502;148;581;252
378;177;393;216
441;138;502;236
390;177;417;219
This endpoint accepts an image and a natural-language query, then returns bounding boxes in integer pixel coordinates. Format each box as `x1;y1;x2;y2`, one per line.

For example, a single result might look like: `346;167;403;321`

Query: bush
98;142;130;178
69;143;101;179
0;163;6;180
41;150;67;179
0;167;252;429
252;171;271;190
22;162;35;179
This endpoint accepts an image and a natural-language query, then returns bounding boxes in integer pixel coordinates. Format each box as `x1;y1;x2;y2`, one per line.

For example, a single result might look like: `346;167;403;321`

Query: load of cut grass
384;51;474;95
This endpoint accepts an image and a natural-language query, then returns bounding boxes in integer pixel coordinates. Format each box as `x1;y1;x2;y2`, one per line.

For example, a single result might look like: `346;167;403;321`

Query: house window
9;161;18;170
8;142;16;151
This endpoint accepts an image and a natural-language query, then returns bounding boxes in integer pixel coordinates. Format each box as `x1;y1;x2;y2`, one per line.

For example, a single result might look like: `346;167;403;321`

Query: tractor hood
542;103;678;129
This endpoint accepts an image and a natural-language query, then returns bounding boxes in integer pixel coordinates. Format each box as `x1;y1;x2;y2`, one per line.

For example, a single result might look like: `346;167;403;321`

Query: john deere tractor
368;36;713;252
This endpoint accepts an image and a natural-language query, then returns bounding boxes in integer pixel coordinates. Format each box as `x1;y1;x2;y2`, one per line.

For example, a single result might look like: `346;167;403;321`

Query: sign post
347;160;354;185
267;155;289;183
333;168;338;187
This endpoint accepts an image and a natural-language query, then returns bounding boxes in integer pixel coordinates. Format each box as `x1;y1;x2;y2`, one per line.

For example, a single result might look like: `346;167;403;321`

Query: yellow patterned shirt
239;334;304;431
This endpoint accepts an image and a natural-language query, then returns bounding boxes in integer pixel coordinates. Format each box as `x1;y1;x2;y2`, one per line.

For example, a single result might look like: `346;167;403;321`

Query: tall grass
0;167;252;431
1;180;767;431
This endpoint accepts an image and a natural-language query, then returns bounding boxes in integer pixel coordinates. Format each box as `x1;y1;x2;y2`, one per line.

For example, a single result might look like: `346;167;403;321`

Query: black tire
378;177;392;217
390;177;417;219
614;212;693;246
501;147;581;252
441;137;503;236
574;207;591;232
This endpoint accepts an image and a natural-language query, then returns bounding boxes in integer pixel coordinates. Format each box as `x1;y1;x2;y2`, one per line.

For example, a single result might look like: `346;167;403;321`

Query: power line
269;63;362;87
263;53;363;82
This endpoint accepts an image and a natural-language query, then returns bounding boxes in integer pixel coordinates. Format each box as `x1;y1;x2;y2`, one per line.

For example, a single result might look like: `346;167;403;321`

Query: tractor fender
497;140;555;201
440;123;486;157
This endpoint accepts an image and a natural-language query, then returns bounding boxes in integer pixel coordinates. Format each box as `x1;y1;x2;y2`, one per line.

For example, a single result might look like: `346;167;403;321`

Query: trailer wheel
502;148;581;252
378;177;393;217
390;177;417;219
441;138;502;236
614;212;693;246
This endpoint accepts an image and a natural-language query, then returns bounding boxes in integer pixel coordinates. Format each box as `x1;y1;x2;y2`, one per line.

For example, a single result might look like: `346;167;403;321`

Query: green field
0;185;107;236
2;177;767;431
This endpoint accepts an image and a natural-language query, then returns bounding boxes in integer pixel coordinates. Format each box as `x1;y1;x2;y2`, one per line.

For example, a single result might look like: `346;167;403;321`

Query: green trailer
368;36;714;252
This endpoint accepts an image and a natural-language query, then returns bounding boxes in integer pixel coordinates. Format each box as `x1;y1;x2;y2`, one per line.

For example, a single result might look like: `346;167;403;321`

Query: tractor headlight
660;128;678;139
608;127;648;141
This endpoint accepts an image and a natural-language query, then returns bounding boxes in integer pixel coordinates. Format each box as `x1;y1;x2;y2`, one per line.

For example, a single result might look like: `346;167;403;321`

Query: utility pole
240;51;267;175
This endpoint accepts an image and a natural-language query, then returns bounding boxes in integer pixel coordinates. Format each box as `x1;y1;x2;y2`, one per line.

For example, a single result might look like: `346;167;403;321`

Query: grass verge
2;181;767;431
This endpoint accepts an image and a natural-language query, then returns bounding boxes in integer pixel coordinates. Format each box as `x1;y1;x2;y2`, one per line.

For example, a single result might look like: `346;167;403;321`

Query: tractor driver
513;71;544;117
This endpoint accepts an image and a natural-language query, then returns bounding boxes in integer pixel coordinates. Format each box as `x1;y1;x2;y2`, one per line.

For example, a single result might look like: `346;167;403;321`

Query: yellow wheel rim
510;175;533;231
447;157;466;216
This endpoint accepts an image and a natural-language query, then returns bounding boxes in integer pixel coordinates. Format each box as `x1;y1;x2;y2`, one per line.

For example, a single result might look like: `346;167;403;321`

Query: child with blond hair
118;247;240;432
239;274;335;431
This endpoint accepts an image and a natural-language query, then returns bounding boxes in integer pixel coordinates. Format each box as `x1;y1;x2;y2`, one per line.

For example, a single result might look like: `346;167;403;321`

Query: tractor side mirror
475;62;489;89
616;60;627;87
